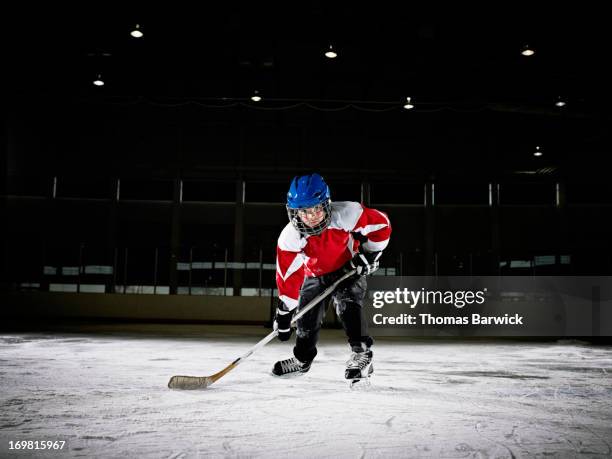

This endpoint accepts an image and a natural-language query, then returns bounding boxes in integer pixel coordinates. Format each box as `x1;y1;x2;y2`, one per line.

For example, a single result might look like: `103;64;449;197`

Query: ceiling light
251;90;262;102
521;45;535;56
533;146;543;157
555;97;566;107
130;24;143;38
324;45;337;59
403;97;414;110
93;74;104;86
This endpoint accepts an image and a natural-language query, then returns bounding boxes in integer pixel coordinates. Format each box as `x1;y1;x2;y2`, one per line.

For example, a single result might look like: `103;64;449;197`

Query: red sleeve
275;246;305;310
352;205;391;252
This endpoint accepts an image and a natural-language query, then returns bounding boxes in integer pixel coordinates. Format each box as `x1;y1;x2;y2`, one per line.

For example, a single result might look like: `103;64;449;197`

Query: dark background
3;4;612;296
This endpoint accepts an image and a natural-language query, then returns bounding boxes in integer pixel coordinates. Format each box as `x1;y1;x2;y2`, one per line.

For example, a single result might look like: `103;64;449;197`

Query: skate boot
272;357;312;377
345;349;373;382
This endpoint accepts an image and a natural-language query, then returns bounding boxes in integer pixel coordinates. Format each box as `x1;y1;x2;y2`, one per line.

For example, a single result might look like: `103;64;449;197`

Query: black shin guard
337;301;374;351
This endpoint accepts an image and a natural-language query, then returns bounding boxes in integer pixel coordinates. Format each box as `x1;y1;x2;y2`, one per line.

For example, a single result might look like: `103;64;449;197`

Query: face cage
286;199;332;236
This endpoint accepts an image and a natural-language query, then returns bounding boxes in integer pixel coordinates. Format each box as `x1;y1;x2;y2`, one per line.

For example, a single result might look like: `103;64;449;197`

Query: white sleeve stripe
276;253;304;282
354;223;388;235
346;232;357;257
279;295;299;311
362;239;389;252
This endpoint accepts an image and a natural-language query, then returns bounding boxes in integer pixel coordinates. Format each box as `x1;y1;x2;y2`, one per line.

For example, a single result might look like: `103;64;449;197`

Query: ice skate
345;349;373;388
272;357;312;377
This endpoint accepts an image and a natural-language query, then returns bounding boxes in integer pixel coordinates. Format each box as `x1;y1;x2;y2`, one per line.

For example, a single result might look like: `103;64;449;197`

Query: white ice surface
1;324;611;458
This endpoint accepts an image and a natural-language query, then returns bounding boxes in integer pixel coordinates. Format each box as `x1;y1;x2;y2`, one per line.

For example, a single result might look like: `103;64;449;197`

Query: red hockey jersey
276;201;391;310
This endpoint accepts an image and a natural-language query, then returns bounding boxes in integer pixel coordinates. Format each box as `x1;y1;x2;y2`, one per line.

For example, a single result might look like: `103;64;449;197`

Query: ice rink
1;324;611;458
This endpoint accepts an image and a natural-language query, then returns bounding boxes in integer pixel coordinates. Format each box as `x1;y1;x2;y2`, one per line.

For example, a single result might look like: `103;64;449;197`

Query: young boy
272;173;391;381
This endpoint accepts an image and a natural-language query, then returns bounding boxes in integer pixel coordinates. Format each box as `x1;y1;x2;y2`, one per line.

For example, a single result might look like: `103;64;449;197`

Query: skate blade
349;376;372;390
270;370;308;379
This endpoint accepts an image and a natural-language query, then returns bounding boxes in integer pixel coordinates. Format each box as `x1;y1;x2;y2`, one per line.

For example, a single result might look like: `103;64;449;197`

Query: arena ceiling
4;4;611;181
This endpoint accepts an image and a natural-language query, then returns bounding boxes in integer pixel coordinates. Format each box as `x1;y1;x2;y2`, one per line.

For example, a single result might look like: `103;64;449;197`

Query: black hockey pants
293;273;374;363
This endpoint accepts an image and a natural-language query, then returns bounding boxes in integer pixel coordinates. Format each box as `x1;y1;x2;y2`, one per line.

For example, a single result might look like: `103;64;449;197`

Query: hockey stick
168;269;357;389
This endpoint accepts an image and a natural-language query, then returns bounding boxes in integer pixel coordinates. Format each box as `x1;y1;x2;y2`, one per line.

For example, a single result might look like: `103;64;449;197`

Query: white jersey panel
328;201;363;232
277;223;306;252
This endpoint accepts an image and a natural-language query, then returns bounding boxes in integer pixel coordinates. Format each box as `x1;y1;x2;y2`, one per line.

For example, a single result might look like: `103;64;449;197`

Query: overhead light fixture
324;44;337;59
251;90;262;102
93;74;104;86
86;52;112;58
521;45;535;56
555;97;566;107
403;97;414;110
533;146;543;157
130;24;143;38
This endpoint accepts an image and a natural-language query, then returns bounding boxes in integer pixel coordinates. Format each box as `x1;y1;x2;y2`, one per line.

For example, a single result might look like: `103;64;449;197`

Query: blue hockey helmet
286;173;332;236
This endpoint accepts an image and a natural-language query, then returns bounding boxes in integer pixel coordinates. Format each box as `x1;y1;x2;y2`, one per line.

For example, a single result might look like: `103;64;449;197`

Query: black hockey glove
347;250;382;276
273;304;295;341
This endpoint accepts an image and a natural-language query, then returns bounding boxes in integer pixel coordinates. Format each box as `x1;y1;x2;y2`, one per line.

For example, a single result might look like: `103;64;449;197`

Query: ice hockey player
272;173;391;383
